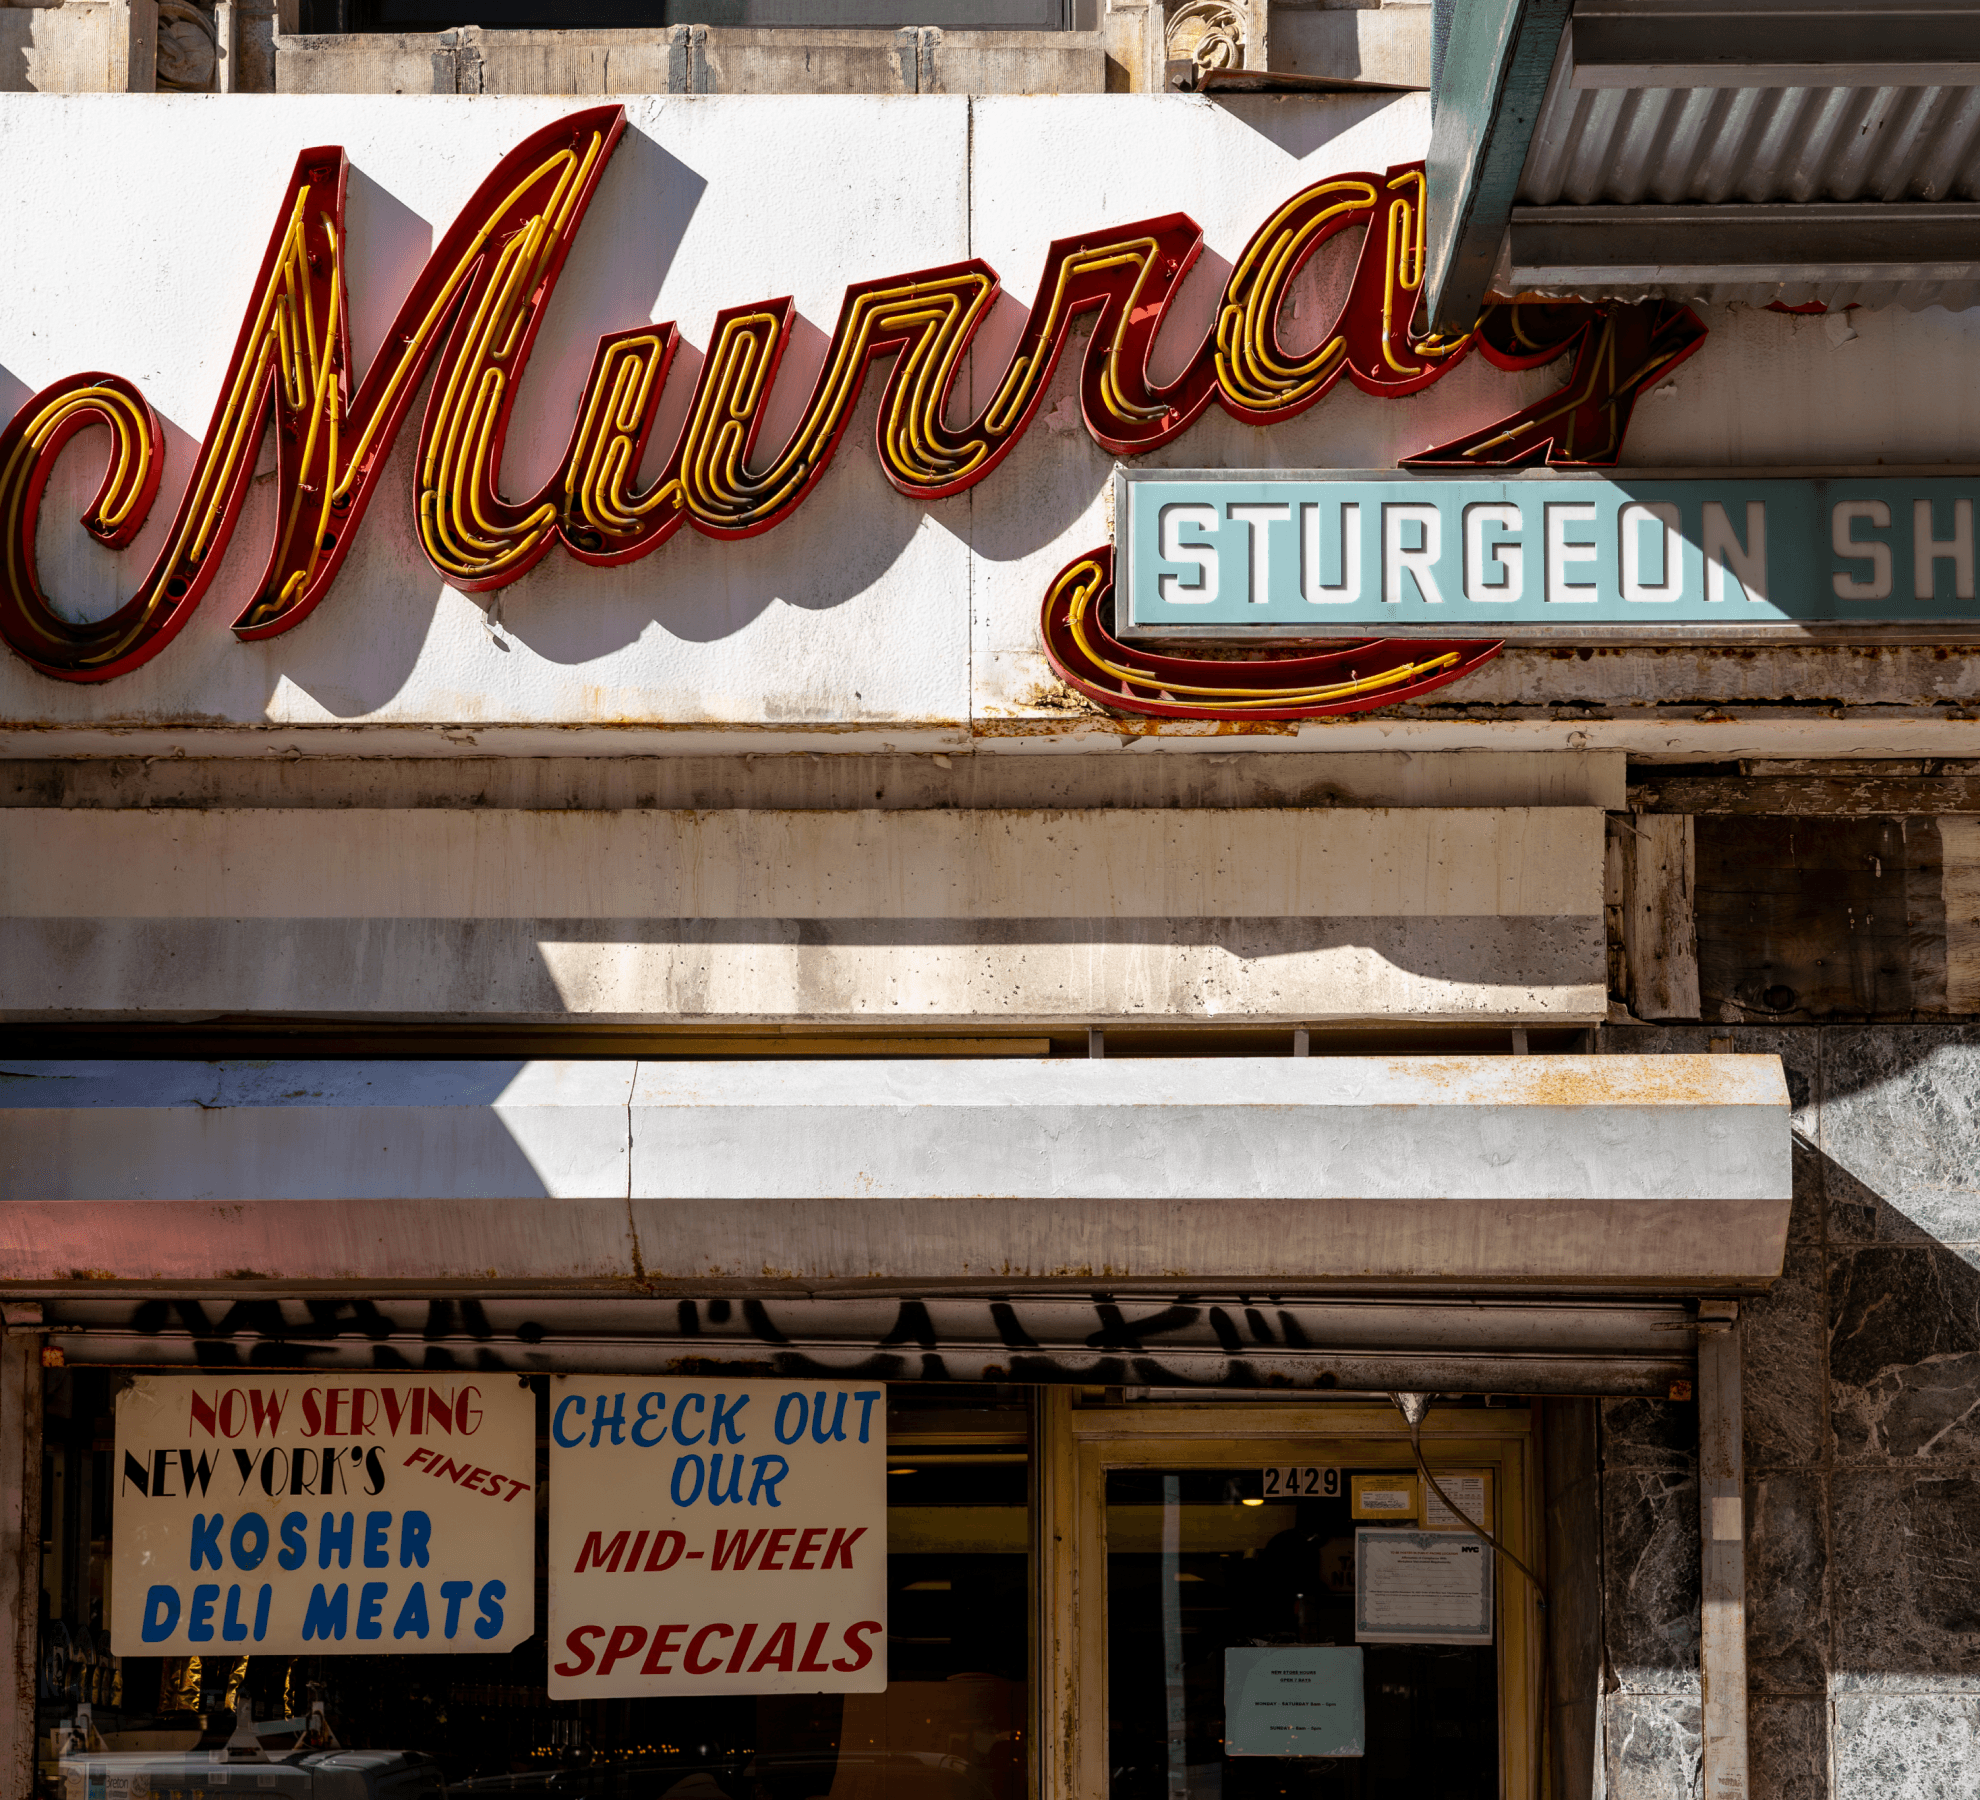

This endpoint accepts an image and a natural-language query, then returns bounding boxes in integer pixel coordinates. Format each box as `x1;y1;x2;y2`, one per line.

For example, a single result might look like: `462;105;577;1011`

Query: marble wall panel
1749;1697;1829;1800
1832;1470;1980;1691
1746;1236;1828;1468
1745;1472;1830;1692
1832;1694;1980;1800
1603;1693;1703;1800
1829;1247;1980;1461
1603;1395;1703;1473
1824;1030;1980;1248
1604;1468;1703;1691
1598;1022;1980;1797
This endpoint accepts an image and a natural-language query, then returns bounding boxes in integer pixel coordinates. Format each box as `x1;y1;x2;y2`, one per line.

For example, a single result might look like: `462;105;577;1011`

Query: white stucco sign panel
548;1375;887;1697
110;1373;535;1656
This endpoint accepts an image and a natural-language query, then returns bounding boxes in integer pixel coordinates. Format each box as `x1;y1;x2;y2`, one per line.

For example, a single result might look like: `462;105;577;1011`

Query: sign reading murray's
1119;470;1980;635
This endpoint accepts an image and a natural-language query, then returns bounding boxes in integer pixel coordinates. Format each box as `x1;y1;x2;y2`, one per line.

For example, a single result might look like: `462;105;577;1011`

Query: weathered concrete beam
0;750;1630;814
0;1054;1793;1291
0;806;1608;1023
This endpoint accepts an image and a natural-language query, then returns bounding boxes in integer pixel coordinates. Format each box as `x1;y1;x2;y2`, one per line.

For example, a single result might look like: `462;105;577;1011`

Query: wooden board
1692;816;1945;1021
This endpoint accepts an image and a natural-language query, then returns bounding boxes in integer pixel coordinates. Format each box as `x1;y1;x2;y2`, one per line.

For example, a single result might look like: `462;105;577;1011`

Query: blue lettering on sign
140;1585;181;1642
131;1568;510;1645
1121;471;1980;632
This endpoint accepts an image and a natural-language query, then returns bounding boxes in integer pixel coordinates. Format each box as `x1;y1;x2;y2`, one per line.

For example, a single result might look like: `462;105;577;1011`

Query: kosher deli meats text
111;1375;534;1657
549;1377;886;1697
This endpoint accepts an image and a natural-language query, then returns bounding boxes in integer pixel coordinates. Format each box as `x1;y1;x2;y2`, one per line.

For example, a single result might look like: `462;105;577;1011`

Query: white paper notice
1224;1647;1365;1756
548;1376;887;1697
1354;1528;1494;1645
1422;1472;1492;1533
110;1374;535;1657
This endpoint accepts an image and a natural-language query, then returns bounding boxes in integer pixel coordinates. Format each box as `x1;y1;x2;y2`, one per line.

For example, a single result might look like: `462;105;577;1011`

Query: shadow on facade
1590;1024;1980;1800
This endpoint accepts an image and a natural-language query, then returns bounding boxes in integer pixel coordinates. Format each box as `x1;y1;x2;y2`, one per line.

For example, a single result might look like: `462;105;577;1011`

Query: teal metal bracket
1423;0;1572;337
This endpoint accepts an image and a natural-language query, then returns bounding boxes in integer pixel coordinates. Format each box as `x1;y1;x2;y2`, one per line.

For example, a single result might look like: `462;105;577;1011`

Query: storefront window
1103;1466;1499;1800
40;1374;1031;1800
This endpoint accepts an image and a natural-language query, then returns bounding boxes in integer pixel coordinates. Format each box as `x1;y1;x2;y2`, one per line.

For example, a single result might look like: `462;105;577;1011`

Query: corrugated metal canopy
1509;10;1980;308
1425;0;1980;326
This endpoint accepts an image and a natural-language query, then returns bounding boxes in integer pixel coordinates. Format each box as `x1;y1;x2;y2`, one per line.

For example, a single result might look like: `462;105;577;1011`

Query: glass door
1056;1404;1540;1800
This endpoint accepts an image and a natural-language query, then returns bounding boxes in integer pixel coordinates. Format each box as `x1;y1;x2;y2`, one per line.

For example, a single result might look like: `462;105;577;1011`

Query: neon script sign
0;105;1703;685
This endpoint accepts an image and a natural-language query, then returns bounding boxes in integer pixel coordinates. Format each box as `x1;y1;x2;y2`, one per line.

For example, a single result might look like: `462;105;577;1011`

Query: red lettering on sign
797;1623;833;1673
790;1527;825;1572
684;1623;731;1675
760;1529;796;1572
641;1624;688;1675
823;1526;866;1569
711;1528;770;1572
833;1621;884;1673
554;1626;603;1678
598;1625;648;1676
192;1389;292;1438
574;1530;631;1574
748;1622;798;1674
644;1530;686;1572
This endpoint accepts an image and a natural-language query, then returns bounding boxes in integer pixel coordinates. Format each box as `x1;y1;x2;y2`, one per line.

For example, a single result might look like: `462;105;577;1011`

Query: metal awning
0;1055;1792;1297
1426;0;1980;328
31;1294;1704;1397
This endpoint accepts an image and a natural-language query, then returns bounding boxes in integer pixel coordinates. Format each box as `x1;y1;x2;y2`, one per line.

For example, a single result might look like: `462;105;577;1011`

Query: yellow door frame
1033;1395;1543;1800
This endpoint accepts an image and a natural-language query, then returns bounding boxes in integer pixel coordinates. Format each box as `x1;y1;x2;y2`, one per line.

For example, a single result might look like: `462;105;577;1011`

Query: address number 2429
1260;1466;1342;1500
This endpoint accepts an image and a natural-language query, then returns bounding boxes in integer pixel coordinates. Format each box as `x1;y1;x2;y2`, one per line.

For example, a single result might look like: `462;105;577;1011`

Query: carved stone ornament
156;1;219;93
1165;0;1249;76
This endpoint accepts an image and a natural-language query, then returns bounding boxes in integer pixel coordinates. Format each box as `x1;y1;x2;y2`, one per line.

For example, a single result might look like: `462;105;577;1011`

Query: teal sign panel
1118;470;1980;634
1224;1646;1366;1757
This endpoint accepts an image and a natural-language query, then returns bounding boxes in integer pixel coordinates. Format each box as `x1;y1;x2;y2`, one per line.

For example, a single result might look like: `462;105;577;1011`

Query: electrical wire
1387;1390;1549;1609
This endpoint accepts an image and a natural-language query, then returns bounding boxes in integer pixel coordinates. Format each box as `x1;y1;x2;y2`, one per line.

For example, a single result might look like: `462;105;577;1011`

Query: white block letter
1546;502;1599;604
1383;503;1444;606
1301;502;1362;604
1914;498;1976;600
1227;502;1292;606
1832;500;1892;601
1463;503;1523;604
1621;502;1682;603
1157;503;1218;605
1704;501;1767;605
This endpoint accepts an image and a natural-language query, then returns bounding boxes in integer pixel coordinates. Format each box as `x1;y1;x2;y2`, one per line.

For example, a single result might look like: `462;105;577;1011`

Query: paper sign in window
1354;1528;1494;1646
548;1376;887;1697
1224;1646;1365;1756
1422;1471;1493;1533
